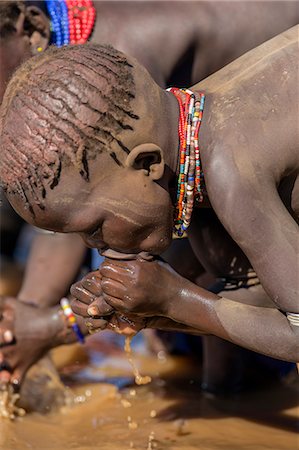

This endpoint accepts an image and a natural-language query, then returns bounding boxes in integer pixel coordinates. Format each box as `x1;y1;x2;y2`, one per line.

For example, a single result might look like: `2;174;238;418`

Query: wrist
48;307;78;348
51;304;90;348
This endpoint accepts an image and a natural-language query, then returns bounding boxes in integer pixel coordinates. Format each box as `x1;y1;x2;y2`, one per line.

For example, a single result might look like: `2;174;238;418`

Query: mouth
100;248;153;261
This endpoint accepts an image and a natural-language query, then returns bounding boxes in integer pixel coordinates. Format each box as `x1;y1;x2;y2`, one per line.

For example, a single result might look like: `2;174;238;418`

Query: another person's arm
0;232;90;385
18;231;87;307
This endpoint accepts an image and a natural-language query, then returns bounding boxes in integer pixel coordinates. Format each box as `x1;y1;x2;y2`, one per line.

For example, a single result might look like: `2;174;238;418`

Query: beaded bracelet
60;297;85;343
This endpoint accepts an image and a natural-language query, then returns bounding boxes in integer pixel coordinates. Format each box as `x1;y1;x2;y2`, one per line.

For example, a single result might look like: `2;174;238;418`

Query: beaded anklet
60;297;85;343
46;0;96;47
167;87;205;237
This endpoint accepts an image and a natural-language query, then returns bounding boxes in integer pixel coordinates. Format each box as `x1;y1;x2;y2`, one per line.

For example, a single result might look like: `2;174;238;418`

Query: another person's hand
0;297;64;389
0;296;16;384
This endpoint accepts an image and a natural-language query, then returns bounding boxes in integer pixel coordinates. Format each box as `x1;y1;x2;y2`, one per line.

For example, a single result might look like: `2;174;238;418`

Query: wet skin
0;2;298;386
71;29;299;361
4;27;298;362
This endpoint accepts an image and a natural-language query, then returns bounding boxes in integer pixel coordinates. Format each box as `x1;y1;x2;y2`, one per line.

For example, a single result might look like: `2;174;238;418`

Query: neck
162;90;180;179
164;87;208;235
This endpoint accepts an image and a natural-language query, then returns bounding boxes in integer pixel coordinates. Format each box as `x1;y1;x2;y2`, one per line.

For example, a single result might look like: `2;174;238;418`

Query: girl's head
0;44;178;254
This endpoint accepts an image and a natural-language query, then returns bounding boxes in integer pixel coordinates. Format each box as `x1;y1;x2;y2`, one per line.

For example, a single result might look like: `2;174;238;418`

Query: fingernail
3;330;13;343
88;306;100;316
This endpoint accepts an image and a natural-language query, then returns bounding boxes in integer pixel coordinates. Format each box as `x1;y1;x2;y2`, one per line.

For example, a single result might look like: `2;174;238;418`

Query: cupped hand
70;271;145;335
99;258;182;317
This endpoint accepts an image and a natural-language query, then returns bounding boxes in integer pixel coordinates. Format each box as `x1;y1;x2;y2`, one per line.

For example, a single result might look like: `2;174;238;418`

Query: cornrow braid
0;44;139;214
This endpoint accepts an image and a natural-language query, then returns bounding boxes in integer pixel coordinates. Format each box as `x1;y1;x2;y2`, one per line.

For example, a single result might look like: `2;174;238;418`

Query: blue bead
46;0;70;47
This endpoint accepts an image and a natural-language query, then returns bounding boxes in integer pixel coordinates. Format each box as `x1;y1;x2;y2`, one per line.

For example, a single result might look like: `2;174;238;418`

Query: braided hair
0;44;139;214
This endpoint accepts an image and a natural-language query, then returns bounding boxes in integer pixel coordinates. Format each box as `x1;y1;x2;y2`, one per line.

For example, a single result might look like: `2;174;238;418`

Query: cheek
103;216;142;248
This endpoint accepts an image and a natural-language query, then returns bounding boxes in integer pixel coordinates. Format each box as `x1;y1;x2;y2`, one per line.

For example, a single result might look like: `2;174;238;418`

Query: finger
0;370;11;385
9;368;24;392
70;299;90;318
103;258;135;271
81;277;102;296
0;329;15;346
2;306;14;323
83;270;102;281
85;317;108;330
101;277;127;300
87;297;114;317
100;265;129;284
102;293;127;312
100;262;134;280
70;284;95;305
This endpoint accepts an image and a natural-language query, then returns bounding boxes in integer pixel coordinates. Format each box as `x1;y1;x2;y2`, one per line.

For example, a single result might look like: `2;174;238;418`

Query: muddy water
0;333;298;450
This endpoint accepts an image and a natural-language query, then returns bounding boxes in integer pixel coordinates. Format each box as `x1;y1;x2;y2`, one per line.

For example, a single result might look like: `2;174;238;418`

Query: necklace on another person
45;0;96;47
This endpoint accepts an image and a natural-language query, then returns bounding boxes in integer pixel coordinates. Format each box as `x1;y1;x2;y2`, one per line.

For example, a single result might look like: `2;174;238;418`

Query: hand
99;258;182;317
0;297;62;389
0;297;16;383
70;271;146;335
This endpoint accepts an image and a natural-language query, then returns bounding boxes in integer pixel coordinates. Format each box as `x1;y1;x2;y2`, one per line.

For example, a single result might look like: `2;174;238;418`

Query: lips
100;248;153;261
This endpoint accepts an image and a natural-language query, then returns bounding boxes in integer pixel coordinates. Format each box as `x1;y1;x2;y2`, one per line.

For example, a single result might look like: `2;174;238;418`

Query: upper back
198;26;298;184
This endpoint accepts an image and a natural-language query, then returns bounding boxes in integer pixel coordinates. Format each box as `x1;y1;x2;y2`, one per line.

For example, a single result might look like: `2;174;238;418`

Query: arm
207;162;298;314
0;232;89;386
166;280;299;362
0;296;106;386
97;257;298;362
18;231;87;307
70;270;206;336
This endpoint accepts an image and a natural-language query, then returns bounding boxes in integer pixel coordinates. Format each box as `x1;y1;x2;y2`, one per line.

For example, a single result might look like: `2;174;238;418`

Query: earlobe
25;6;51;55
125;143;165;180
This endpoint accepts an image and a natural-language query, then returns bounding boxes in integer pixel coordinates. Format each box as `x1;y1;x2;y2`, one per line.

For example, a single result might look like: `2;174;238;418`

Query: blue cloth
91;249;105;270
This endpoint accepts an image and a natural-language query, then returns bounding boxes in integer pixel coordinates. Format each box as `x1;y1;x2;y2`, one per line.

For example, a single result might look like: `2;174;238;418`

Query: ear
125;143;165;180
24;6;51;55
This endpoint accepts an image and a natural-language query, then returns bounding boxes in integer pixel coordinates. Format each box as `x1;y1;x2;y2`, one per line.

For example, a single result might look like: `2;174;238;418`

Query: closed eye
88;225;102;238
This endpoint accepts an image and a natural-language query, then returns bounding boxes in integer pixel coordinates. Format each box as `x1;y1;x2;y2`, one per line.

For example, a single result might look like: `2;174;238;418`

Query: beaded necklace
167;87;205;237
46;0;96;47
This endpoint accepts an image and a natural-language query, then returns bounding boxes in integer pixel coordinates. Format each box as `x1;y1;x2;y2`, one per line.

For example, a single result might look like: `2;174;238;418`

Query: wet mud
0;332;298;450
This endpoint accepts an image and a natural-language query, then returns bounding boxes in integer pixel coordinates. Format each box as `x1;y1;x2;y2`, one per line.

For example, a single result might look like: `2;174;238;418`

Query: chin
140;232;172;255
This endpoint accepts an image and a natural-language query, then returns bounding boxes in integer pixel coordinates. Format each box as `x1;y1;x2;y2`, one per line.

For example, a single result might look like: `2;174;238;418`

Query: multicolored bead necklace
46;0;96;47
167;87;205;237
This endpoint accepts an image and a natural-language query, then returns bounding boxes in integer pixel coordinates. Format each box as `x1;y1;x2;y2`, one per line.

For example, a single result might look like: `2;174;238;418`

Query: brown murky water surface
0;332;298;450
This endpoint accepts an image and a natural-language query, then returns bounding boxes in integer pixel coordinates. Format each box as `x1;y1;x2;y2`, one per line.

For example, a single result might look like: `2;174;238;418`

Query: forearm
147;316;207;336
168;282;299;362
212;298;299;361
18;232;86;307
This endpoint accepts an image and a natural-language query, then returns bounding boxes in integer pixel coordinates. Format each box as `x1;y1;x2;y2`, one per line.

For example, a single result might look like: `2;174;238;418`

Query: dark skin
5;27;298;362
0;1;298;386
